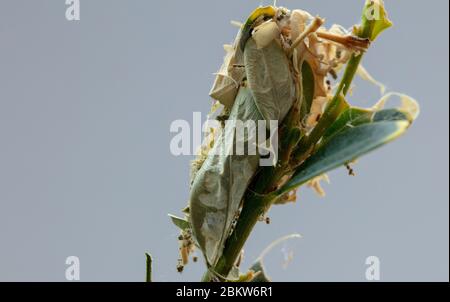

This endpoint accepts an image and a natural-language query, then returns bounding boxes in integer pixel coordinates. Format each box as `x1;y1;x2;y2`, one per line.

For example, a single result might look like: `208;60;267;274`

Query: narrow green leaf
322;107;411;144
322;107;373;142
301;61;315;117
373;109;410;122
168;214;190;231
280;121;409;195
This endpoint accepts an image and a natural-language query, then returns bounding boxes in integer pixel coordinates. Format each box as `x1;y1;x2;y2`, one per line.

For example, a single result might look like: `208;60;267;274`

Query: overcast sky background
0;0;448;282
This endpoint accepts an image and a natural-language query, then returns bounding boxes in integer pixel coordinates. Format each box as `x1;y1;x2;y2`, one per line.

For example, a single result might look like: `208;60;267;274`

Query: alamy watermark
62;1;382;23
65;256;80;281
365;256;381;281
169;112;279;167
65;0;80;21
364;0;383;21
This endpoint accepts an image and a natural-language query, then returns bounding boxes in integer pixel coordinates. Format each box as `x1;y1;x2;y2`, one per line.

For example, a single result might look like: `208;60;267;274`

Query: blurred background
0;0;448;281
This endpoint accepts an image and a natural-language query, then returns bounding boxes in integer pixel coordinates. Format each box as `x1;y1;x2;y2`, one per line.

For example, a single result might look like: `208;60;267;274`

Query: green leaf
321;107;411;144
168;214;190;231
301;61;315;117
373;109;410;122
280;121;410;195
322;107;373;142
322;92;419;145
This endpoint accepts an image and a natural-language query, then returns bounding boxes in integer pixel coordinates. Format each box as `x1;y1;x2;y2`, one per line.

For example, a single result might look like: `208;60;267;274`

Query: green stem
145;253;153;282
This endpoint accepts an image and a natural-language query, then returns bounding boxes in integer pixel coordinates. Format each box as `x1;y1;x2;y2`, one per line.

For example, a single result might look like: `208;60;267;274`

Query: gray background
0;0;448;282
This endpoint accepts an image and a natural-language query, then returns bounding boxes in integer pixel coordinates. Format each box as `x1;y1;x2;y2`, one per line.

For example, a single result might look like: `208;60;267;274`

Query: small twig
317;31;370;52
289;16;325;54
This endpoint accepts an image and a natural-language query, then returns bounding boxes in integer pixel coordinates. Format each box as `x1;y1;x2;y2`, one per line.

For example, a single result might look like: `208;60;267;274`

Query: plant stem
201;1;381;282
145;253;153;282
